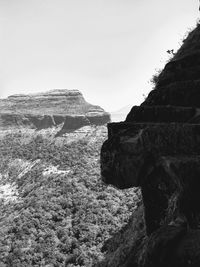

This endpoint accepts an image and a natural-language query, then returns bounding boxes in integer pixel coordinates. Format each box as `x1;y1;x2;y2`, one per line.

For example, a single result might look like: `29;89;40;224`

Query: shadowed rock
100;23;200;267
126;105;196;123
57;115;91;135
0;113;34;129
28;114;56;129
101;123;200;190
53;115;65;125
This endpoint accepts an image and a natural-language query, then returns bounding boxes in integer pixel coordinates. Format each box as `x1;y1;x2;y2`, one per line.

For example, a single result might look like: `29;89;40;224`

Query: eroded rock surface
56;115;91;135
100;23;200;266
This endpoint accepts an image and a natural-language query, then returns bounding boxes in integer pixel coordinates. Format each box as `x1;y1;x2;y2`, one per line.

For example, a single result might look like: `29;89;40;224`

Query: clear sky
0;0;199;111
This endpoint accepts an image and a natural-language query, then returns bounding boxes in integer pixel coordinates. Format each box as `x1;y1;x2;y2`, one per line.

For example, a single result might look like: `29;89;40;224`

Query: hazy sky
0;0;199;111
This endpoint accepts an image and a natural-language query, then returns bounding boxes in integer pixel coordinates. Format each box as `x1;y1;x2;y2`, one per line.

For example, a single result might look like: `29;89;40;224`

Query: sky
0;0;199;111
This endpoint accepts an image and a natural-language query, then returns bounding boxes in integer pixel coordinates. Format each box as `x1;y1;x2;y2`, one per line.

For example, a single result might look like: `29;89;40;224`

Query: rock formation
56;115;91;136
101;23;200;266
0;89;110;131
86;108;111;125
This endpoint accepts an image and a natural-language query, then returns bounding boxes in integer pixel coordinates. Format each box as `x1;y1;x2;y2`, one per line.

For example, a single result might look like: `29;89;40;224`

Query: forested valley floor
0;126;141;267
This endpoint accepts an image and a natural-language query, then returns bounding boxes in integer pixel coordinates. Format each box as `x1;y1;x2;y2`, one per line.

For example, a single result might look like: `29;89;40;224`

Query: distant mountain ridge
0;89;110;131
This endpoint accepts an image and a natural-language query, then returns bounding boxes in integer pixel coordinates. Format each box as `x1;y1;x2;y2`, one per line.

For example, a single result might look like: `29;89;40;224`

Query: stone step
166;52;200;71
157;52;200;87
126;105;196;123
144;79;200;107
106;122;200;158
107;121;200;141
159;66;200;87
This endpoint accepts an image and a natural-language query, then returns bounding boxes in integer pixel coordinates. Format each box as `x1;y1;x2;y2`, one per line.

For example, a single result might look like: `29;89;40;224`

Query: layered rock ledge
100;24;200;266
0;89;110;131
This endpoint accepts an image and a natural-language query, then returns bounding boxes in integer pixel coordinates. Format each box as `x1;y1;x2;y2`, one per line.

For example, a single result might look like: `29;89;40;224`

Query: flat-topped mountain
4;89;96;115
0;89;110;131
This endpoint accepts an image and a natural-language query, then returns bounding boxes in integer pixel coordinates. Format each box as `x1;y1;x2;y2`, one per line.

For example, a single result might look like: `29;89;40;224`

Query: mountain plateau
0;89;110;132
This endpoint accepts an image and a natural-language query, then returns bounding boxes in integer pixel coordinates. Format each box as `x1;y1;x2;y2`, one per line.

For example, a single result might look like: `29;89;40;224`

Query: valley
0;125;140;267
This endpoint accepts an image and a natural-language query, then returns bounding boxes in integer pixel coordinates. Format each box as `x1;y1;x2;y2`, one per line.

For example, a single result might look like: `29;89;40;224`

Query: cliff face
101;24;200;267
0;89;110;130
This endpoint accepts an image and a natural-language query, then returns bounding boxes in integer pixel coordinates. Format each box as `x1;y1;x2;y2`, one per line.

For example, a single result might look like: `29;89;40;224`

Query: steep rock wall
100;23;200;267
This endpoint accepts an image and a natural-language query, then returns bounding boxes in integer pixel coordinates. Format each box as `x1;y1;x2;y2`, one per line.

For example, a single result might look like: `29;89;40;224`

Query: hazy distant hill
110;104;132;122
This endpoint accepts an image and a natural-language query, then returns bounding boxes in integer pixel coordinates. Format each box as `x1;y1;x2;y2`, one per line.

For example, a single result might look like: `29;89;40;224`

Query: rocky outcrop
0;113;34;129
100;23;200;266
29;115;56;129
56;115;91;136
86;108;111;125
0;89;110;130
57;110;110;135
0;113;58;130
